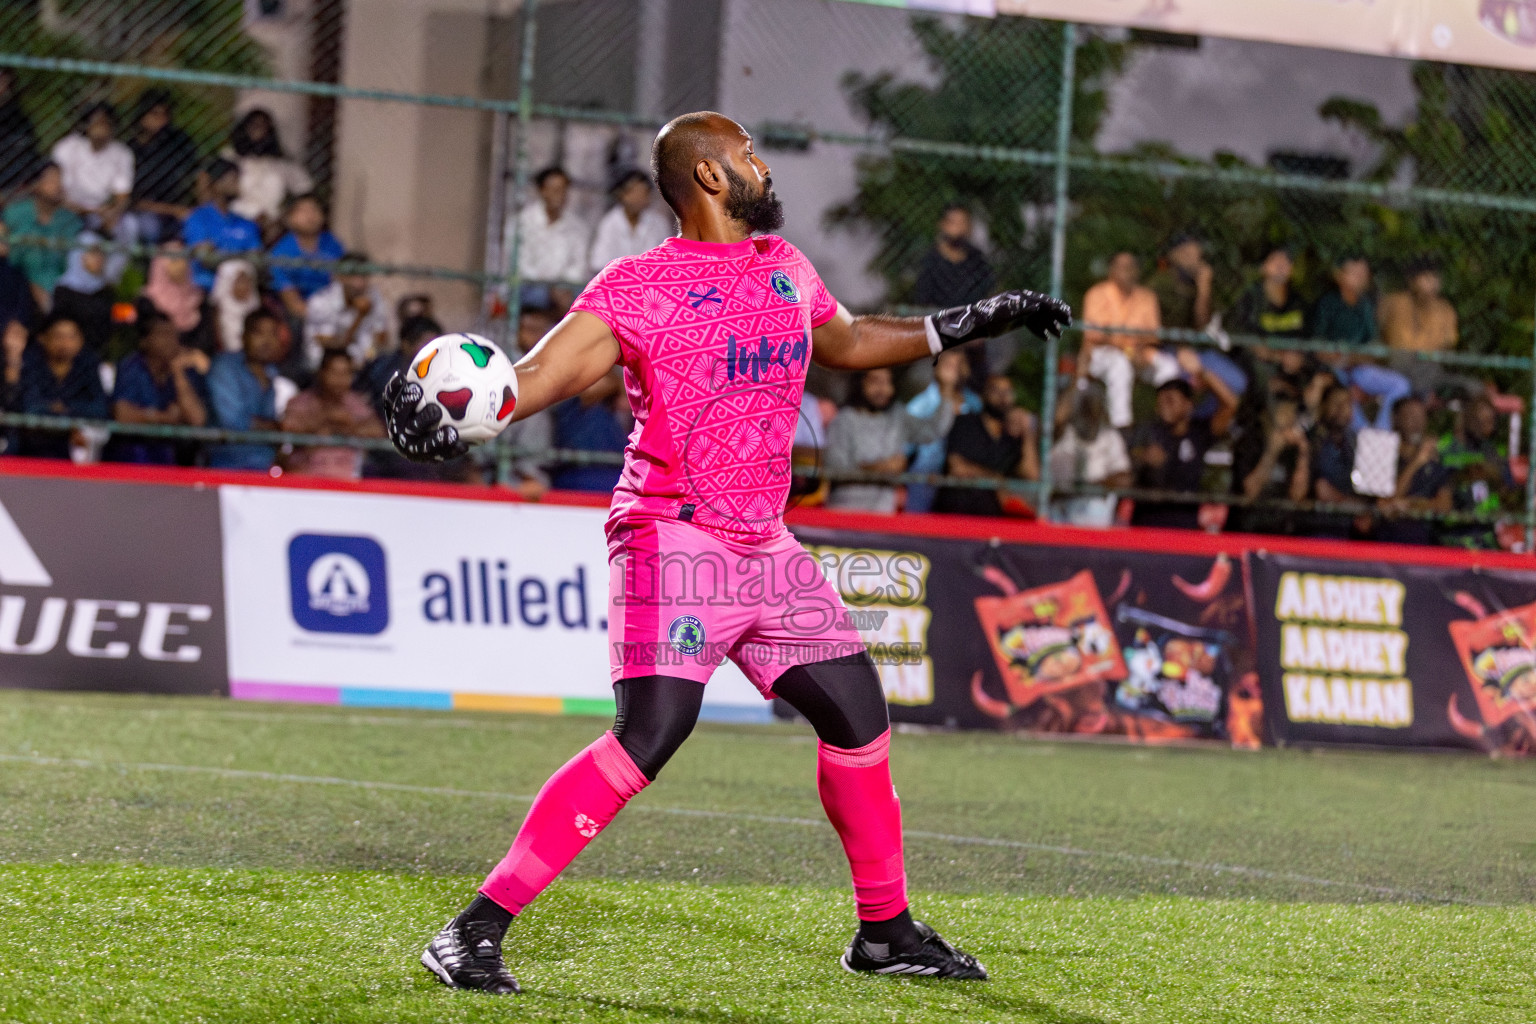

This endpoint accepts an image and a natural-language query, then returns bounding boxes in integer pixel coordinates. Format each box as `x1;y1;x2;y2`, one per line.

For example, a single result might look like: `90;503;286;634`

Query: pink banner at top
999;0;1536;72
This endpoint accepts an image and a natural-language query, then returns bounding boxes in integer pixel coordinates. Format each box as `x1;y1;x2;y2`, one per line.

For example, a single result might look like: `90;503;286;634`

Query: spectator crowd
0;84;1520;547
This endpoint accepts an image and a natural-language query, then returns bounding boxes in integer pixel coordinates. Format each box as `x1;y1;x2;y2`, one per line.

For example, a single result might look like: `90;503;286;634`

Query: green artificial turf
0;689;1533;1022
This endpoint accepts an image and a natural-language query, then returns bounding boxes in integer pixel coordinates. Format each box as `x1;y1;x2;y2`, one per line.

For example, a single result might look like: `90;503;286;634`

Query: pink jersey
569;234;838;544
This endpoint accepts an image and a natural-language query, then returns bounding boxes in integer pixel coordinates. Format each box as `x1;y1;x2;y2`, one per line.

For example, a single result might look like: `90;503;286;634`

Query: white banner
1001;0;1536;73
218;486;767;715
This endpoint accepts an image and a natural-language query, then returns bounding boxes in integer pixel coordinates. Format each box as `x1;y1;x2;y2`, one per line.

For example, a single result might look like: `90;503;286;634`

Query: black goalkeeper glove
926;289;1073;354
383;372;469;463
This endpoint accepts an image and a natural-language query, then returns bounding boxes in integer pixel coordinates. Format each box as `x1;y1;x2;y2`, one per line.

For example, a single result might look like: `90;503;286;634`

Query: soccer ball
408;332;519;445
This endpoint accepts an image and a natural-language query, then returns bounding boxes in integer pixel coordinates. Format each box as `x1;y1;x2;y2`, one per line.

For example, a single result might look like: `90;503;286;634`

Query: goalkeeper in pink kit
384;112;1071;993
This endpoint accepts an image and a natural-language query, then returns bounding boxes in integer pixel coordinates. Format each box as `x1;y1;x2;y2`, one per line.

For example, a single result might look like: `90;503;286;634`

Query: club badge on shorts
770;270;800;303
668;614;706;656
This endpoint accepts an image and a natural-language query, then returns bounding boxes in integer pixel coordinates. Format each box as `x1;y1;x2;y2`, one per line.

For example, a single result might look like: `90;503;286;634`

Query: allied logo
668;614;706;655
288;533;389;635
770;270;799;303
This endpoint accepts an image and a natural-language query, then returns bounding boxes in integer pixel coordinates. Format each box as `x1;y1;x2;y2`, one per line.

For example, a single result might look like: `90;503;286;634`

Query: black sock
857;908;922;955
456;894;515;940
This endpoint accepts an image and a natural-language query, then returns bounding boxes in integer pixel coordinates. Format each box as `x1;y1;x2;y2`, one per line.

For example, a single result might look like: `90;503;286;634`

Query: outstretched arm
384;311;620;462
811;291;1071;372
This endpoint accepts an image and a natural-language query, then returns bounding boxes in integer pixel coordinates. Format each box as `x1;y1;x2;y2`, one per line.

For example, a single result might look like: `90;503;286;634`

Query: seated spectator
1079;252;1173;429
915;203;996;389
109;310;209;465
904;349;979;513
1311;254;1410;432
270;194;345;320
1228;396;1309;536
511;166;588;310
50;102;134;243
181;158;261;291
126;90;198;244
1229;243;1318;403
493;306;560;497
1129;350;1238;530
1304;383;1360;539
1048;379;1131;527
1149;232;1213;333
280;349;384;479
207;309;285;471
4;162;84;308
13;313;109;460
51;232;120;357
1438;395;1516;550
225;108;313;237
824;366;955;513
934;373;1039;516
551;367;626;492
1374;396;1451;546
1380;256;1484;401
140;242;213;352
588;170;673;274
396;292;434;324
0;68;39;193
210;259;260;354
303;252;391;371
0;224;36;337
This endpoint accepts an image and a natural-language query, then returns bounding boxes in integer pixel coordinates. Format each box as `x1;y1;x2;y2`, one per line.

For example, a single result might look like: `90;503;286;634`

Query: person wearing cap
588;169;674;275
181;157;261;291
1128;348;1238;531
1150;231;1248;413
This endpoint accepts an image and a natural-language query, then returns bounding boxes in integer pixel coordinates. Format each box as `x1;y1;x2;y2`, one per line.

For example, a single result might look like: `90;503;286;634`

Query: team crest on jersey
668;614;706;656
770;270;800;303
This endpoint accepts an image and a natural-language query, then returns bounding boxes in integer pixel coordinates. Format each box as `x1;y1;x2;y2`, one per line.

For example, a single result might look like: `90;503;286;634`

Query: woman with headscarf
210;258;260;354
139;241;213;353
51;231;123;356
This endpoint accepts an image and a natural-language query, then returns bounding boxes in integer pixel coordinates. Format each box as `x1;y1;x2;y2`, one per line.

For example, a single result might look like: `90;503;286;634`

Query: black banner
0;475;227;695
787;525;1264;747
1251;553;1536;753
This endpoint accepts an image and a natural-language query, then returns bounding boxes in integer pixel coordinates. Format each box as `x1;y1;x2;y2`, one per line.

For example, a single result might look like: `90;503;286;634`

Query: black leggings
612;651;889;781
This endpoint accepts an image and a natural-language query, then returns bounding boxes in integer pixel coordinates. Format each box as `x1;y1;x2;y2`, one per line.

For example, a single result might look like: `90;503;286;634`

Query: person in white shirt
507;166;588;309
50;102;134;240
1048;379;1132;526
587;169;674;274
224;108;313;237
302;251;392;372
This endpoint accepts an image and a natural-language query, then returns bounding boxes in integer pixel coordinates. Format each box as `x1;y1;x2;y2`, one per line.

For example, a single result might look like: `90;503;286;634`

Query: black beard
723;165;784;233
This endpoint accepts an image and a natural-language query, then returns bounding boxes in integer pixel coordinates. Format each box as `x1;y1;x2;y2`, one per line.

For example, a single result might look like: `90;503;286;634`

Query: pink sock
479;731;649;914
816;729;909;921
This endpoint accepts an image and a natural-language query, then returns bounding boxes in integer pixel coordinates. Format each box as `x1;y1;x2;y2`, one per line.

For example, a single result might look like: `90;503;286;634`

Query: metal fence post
497;0;538;488
1527;290;1536;552
1037;22;1077;524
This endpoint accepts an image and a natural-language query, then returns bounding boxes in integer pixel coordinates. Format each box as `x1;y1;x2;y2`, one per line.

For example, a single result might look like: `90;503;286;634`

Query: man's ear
694;157;725;197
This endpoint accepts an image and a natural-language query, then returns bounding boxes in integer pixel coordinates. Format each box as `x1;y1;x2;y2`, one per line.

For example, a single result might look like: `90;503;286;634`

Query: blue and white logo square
288;533;389;635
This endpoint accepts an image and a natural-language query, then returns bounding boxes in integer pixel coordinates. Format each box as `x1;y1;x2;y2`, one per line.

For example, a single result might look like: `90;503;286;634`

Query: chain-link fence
0;0;1531;549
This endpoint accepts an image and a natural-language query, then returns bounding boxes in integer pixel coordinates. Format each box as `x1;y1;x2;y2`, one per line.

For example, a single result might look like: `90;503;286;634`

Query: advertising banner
787;524;1264;747
1250;552;1536;753
0;474;226;695
217;485;770;717
999;1;1536;74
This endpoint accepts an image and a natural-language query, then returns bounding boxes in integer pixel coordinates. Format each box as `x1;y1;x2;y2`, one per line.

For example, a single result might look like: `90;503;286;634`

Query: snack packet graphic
1113;606;1227;725
975;569;1124;706
1450;599;1536;726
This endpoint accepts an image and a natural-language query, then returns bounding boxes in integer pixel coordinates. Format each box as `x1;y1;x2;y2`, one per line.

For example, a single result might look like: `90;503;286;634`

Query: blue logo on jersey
770;270;800;303
687;286;722;309
725;331;810;383
668;615;706;656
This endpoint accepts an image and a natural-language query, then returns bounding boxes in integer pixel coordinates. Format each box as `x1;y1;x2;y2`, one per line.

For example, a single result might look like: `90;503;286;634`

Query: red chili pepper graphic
1172;553;1231;603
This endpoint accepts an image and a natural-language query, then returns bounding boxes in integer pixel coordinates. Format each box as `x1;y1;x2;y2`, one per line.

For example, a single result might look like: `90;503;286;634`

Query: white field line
0;752;1493;907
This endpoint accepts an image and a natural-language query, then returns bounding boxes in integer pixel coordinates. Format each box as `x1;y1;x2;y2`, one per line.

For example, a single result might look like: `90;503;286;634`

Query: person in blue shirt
180;158;261;291
904;348;981;513
13;313;108;459
206;308;285;471
109;309;209;464
552;370;626;492
270;193;346;319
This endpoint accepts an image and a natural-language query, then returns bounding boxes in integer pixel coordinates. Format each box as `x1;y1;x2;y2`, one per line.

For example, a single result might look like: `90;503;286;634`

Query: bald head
651;111;742;214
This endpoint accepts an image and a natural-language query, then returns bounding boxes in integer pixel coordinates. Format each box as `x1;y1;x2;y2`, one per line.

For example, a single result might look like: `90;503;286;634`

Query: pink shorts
606;517;865;695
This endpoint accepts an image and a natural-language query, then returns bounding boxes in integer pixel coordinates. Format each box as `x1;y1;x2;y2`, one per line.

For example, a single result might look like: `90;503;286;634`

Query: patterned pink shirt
569;234;838;544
